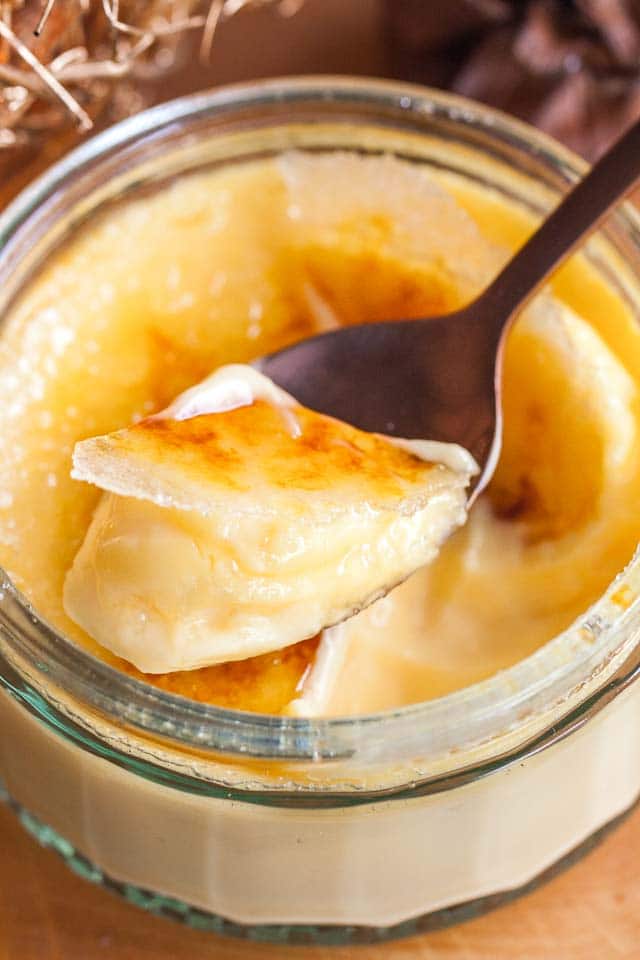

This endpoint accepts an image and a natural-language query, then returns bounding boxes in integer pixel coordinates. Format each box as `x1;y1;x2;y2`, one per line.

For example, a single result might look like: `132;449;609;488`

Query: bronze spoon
256;117;640;503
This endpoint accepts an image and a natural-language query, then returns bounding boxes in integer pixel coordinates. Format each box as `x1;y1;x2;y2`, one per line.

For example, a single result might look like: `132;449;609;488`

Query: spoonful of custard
256;116;640;503
65;365;477;673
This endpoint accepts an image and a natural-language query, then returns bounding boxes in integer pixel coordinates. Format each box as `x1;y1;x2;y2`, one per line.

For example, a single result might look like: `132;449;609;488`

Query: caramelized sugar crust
145;403;431;490
84;400;439;505
118;636;320;714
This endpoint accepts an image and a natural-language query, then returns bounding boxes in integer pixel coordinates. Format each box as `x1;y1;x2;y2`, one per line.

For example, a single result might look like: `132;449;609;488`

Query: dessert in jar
0;79;640;943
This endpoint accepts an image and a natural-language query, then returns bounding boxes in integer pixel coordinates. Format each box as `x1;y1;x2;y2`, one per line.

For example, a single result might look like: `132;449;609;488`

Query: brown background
2;1;640;956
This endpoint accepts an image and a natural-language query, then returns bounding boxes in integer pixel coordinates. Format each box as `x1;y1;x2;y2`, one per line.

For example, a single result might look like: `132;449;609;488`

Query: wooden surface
1;799;640;959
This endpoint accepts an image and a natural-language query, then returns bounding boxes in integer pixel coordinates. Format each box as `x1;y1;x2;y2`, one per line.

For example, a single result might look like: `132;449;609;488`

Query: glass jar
1;77;640;946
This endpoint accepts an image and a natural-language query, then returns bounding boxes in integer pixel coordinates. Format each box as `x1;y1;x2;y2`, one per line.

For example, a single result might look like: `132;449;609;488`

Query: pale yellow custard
1;151;640;715
64;364;474;673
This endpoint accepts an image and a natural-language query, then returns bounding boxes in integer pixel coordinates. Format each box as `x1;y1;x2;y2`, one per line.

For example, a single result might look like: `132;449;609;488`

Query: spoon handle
477;116;640;330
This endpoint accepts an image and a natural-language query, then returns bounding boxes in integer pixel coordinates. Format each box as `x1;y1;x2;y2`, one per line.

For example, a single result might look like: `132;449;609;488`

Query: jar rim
1;75;640;782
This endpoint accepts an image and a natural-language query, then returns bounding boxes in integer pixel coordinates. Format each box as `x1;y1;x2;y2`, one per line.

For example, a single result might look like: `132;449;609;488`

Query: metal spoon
256;117;640;503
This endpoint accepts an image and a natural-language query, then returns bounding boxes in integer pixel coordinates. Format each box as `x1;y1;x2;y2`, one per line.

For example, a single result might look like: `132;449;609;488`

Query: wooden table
1;798;639;959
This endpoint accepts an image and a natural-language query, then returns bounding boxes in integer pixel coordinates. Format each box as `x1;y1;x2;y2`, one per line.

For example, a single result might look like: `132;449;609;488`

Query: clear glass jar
1;77;640;945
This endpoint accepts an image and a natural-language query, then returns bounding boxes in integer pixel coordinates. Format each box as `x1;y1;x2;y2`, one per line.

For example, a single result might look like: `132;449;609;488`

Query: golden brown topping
119;635;320;714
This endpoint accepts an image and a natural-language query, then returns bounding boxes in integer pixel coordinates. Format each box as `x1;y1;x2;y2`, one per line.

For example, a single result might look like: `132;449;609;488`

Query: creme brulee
1;151;640;715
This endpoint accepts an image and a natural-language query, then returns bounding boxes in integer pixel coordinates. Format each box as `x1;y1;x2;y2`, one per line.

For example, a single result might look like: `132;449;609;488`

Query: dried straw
0;0;301;147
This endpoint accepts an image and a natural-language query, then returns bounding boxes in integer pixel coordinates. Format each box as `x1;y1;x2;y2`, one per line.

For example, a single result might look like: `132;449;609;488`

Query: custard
64;364;474;672
1;151;640;714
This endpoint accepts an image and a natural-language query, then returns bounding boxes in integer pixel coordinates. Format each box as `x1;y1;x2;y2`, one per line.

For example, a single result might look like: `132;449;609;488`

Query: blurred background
3;0;640;201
